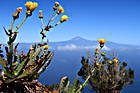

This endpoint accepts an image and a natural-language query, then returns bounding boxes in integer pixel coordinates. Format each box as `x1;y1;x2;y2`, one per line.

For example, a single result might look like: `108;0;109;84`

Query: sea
38;49;140;93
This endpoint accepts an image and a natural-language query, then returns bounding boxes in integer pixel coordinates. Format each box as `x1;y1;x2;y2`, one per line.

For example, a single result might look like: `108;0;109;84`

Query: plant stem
46;11;55;26
76;69;95;93
8;16;28;73
39;18;45;44
50;13;58;22
53;22;61;27
13;16;28;32
40;18;45;27
40;11;55;45
9;41;13;72
76;48;103;93
40;39;43;44
10;19;15;30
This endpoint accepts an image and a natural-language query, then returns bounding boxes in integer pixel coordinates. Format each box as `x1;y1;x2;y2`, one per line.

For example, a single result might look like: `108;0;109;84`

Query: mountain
48;36;140;51
6;36;140;52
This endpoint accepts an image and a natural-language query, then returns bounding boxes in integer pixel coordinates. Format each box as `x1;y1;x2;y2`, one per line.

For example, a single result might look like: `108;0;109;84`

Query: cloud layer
57;44;110;51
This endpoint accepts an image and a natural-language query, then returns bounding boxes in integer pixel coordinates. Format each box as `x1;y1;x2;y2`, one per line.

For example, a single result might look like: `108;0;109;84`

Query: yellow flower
98;39;106;44
55;2;59;7
101;52;106;56
39;10;43;18
57;6;64;14
25;1;38;12
43;45;49;50
26;10;32;16
12;7;22;19
53;6;57;10
97;39;106;48
60;15;68;22
95;50;99;55
108;60;113;64
95;48;98;51
112;58;119;63
20;53;27;57
39;10;43;15
94;62;99;67
25;1;32;8
12;12;19;19
95;48;100;55
16;7;22;13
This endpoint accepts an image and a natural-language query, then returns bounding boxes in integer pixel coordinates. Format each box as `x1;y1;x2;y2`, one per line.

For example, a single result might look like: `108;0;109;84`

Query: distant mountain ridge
13;36;140;51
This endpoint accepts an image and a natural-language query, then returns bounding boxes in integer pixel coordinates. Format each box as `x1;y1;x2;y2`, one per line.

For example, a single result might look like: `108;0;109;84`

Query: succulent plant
78;39;134;93
0;1;68;92
46;76;82;93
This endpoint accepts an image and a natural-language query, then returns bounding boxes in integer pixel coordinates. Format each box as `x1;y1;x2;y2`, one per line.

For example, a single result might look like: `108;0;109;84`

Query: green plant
0;1;68;92
46;76;83;93
78;39;134;93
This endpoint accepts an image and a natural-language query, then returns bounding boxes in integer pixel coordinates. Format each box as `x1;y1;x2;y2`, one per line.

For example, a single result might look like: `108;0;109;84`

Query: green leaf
69;77;78;93
16;57;28;76
0;57;6;68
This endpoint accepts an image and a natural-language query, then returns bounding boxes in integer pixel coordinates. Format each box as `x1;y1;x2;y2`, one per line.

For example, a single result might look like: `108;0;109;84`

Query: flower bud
112;58;119;63
94;62;100;68
12;12;19;20
55;2;59;7
43;45;49;50
12;7;22;20
26;10;32;16
57;6;64;14
53;6;57;10
97;39;106;48
16;7;22;13
39;10;43;19
95;48;100;55
108;60;113;64
101;52;106;56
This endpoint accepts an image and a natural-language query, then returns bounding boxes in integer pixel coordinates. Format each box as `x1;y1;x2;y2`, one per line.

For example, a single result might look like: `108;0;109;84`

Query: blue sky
0;0;140;45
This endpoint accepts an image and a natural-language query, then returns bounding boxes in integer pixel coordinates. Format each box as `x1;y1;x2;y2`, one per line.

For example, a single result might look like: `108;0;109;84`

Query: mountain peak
71;36;87;41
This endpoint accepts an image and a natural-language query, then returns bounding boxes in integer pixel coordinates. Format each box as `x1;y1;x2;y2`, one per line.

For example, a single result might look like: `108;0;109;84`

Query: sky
0;0;140;45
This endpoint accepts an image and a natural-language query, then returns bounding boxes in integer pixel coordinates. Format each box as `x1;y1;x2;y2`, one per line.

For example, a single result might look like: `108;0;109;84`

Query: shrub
78;39;134;93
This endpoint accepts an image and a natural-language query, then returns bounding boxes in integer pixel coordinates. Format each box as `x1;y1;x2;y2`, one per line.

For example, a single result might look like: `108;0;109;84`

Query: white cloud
57;44;110;51
96;44;110;51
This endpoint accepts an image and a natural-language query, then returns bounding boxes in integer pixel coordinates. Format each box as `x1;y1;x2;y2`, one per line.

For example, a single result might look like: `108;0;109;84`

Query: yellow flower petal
39;10;43;15
43;45;49;50
58;6;64;13
60;15;68;22
25;1;38;12
55;2;59;7
97;39;106;44
17;7;22;13
25;1;32;9
112;58;119;63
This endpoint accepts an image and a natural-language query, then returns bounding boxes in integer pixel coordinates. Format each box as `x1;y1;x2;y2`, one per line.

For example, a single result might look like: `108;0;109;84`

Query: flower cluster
38;1;69;45
25;1;38;16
